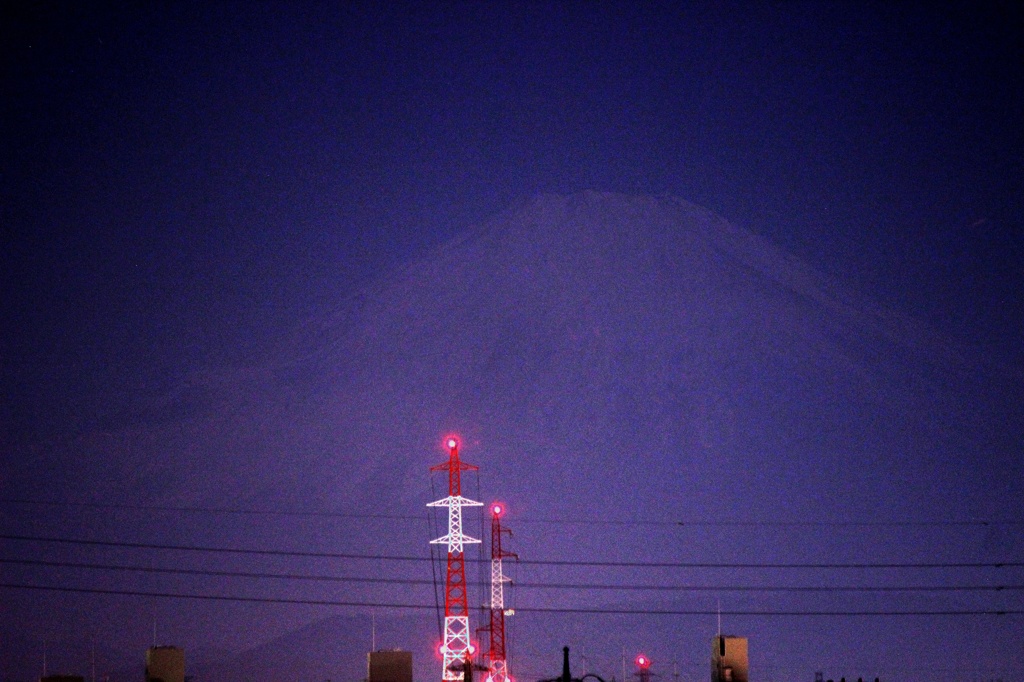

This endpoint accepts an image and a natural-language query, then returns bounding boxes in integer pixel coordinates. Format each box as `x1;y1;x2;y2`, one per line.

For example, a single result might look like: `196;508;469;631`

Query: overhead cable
1;582;1019;616
4;499;1020;527
5;534;1021;569
3;558;1021;592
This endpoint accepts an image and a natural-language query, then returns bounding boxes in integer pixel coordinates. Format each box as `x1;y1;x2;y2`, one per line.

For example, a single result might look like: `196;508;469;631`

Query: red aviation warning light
447;437;458;450
492;503;504;517
634;653;652;682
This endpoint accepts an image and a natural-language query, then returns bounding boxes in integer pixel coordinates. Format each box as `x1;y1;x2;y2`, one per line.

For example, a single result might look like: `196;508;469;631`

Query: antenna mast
485;503;516;682
429;437;483;682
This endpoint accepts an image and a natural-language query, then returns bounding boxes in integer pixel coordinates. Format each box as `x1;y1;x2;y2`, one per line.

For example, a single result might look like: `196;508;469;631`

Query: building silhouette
711;636;748;682
145;646;184;682
368;649;413;682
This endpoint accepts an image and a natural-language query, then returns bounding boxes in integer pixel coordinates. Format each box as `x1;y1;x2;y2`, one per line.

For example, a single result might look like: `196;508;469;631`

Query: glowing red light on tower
446;437;458;450
635;655;650;669
492;503;503;516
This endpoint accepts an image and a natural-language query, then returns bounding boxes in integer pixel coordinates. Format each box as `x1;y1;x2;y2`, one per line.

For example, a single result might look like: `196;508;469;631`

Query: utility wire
0;498;409;519
0;533;423;562
4;499;1020;527
0;558;430;585
3;558;1022;593
1;583;1019;616
5;534;1022;569
511;580;1024;592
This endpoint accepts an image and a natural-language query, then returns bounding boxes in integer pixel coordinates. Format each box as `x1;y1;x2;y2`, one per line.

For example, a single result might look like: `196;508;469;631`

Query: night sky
2;3;1022;682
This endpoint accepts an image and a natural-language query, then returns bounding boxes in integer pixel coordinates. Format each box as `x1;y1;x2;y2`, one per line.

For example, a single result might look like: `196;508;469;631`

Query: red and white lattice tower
485;503;515;682
428;437;483;682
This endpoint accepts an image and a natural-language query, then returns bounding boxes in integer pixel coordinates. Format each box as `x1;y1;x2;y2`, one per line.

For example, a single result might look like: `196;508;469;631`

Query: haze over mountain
11;191;1022;511
4;192;1021;682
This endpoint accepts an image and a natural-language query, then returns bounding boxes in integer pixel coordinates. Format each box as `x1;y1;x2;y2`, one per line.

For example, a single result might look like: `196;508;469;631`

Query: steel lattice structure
485;503;515;682
428;438;482;682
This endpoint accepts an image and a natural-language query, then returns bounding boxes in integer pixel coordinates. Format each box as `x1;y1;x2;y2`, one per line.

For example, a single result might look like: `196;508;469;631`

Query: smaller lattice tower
428;437;483;682
484;503;516;682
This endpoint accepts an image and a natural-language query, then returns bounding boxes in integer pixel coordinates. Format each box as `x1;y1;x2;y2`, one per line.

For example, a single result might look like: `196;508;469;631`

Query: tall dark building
368;649;413;682
711;636;748;682
146;646;184;682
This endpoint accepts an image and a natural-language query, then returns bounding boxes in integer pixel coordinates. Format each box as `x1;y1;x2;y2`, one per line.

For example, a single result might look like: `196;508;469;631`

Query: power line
5;534;1023;569
0;498;410;520
507;580;1024;593
4;499;1021;527
0;533;423;562
4;558;1022;593
0;558;429;585
2;583;1020;616
0;582;428;609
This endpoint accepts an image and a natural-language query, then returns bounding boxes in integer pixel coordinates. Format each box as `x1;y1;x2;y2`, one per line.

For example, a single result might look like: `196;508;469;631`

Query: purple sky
2;3;1022;682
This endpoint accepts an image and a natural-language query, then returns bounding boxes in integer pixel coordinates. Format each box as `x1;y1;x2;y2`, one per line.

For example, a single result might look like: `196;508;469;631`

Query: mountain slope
5;192;1021;682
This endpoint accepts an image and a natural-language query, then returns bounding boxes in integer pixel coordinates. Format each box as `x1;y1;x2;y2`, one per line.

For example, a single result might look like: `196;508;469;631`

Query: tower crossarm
428;495;484;508
428;495;483;554
430;438;478;497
